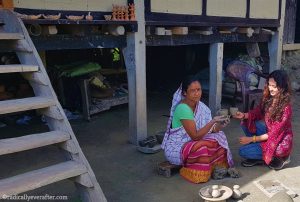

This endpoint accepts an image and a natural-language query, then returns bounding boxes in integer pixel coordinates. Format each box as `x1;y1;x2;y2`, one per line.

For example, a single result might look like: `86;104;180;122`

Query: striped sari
162;87;234;183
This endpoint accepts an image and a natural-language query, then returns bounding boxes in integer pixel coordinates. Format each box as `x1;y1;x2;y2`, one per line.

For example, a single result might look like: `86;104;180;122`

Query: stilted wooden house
0;0;288;200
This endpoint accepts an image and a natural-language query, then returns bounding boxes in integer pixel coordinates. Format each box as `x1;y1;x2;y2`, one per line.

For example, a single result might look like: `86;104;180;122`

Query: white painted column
209;43;224;116
268;0;286;72
122;0;147;145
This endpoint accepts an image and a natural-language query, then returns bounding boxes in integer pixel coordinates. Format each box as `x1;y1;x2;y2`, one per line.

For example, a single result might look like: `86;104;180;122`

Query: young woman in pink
234;70;293;170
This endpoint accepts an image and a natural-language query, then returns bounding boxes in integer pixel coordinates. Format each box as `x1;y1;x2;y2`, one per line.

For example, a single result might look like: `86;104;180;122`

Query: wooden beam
268;0;286;72
122;0;147;145
31;35;127;50
283;43;300;51
23;19;138;31
209;43;224;116
193;30;213;35
145;18;280;28
146;33;271;46
283;0;297;43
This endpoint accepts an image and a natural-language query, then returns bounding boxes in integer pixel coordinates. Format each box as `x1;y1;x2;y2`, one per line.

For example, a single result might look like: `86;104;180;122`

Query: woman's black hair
268;70;290;93
181;75;200;95
262;69;291;121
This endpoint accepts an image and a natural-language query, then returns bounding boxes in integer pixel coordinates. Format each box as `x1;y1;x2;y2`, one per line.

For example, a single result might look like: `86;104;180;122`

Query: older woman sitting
162;75;234;183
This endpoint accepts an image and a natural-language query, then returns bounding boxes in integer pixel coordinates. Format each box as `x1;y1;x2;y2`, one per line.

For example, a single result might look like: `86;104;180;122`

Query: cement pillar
209;43;224;116
122;0;147;145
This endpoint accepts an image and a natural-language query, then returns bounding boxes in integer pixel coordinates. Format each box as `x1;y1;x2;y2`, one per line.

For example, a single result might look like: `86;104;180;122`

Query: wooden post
209;43;224;116
283;0;297;44
122;0;147;145
268;0;286;72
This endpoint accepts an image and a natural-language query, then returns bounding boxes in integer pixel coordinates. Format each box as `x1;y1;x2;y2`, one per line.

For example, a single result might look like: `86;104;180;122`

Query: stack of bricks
111;4;135;21
157;161;181;178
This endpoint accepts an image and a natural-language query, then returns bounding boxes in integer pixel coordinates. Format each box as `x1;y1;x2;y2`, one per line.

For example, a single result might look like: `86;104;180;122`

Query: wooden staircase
0;9;107;201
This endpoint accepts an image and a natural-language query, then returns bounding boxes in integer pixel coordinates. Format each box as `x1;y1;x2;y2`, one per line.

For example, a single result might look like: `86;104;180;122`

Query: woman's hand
233;111;244;120
239;136;252;145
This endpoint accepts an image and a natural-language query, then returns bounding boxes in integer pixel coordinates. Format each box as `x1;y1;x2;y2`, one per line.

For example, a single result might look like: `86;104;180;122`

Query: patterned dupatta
162;86;234;167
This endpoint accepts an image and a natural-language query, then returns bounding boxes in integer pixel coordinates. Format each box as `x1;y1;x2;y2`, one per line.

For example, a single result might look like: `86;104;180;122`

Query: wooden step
0;33;24;40
0;40;33;53
0;161;87;197
0;97;56;115
0;131;70;156
0;64;38;73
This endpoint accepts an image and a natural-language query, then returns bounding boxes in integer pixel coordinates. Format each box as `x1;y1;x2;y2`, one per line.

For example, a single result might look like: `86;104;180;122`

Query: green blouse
172;103;194;128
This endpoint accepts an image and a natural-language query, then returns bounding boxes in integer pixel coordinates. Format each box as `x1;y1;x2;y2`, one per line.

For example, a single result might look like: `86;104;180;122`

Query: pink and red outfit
242;104;293;164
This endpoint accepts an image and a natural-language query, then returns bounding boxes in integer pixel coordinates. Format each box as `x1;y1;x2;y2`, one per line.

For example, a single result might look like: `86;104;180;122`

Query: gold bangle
209;123;217;133
213;123;217;132
253;135;257;143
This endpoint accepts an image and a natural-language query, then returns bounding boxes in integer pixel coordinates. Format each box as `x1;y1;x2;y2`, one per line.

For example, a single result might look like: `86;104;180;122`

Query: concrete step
0;161;87;197
0;131;70;156
0;97;56;114
0;64;38;73
0;33;23;40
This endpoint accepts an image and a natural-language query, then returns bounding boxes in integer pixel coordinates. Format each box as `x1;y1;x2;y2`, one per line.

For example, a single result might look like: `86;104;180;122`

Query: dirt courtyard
0;88;300;202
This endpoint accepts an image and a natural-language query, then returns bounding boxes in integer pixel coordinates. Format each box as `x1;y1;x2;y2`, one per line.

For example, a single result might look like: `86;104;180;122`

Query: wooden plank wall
13;0;127;12
206;0;246;17
249;0;280;19
151;0;202;15
149;0;280;19
283;0;297;44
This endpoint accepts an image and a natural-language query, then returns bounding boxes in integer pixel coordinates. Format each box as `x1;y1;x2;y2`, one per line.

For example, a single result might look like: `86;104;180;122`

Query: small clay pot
211;185;221;198
86;12;93;21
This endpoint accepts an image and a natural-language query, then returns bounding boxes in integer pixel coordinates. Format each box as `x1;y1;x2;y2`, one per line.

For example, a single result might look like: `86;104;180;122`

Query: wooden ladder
0;9;107;201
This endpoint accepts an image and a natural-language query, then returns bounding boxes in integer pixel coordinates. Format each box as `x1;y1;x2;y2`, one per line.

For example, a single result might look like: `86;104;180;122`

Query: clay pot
85;12;93;21
211;185;221;198
232;185;242;199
